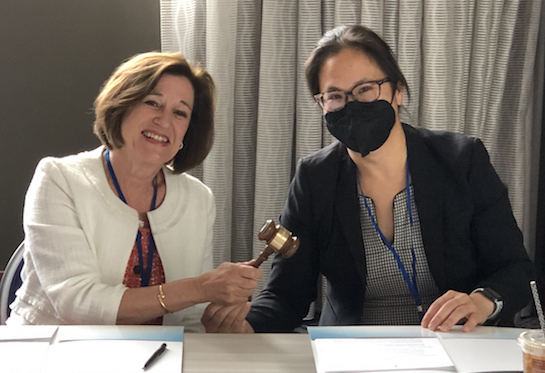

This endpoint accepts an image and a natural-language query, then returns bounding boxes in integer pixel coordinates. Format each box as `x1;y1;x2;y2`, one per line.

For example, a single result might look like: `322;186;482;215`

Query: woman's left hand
421;290;495;332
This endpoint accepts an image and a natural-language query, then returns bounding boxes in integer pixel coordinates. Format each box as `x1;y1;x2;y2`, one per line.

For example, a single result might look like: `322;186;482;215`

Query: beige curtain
160;0;544;300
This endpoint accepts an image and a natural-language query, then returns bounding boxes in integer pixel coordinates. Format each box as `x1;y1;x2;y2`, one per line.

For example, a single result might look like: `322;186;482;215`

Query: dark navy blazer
247;124;535;332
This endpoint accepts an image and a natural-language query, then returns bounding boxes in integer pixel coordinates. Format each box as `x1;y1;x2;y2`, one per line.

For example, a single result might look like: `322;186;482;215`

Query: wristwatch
471;287;503;320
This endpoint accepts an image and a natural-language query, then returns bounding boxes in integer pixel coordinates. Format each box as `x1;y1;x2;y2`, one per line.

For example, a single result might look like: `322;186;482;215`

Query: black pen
142;343;167;370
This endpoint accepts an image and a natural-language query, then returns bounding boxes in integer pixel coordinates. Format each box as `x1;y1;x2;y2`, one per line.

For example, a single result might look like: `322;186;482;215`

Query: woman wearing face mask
201;25;534;334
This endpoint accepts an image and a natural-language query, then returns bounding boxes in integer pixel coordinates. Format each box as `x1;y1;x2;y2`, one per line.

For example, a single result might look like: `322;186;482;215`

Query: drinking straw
530;281;545;335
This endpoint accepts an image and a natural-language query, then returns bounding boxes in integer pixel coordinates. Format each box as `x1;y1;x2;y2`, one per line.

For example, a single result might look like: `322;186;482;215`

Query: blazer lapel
334;152;368;284
404;125;447;290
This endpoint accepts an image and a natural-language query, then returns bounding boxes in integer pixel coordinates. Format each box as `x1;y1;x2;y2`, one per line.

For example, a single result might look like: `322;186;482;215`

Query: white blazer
8;146;215;332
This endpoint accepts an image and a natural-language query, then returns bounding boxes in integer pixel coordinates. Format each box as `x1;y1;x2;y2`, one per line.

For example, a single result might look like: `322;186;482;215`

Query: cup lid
518;330;545;349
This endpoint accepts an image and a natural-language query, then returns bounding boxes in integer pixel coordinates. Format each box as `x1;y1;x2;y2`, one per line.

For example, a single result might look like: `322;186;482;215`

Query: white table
184;326;526;373
0;325;527;372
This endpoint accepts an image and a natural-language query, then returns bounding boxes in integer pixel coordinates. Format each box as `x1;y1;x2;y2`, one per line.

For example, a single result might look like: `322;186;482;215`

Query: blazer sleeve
23;158;127;324
164;188;215;332
247;158;321;332
466;139;534;324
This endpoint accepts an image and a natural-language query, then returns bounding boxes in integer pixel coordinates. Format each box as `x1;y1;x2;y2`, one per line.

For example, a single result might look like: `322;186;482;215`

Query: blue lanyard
105;149;158;287
358;162;423;320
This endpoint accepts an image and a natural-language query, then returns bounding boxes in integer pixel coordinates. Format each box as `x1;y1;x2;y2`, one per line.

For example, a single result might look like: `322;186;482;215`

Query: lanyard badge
105;149;158;287
358;162;423;320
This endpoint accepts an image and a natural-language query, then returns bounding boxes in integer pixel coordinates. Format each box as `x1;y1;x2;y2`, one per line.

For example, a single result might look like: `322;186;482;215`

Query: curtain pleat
230;0;262;264
359;1;384;36
296;1;325;163
160;0;543;311
335;0;362;27
252;0;299;291
200;1;240;265
396;1;422;126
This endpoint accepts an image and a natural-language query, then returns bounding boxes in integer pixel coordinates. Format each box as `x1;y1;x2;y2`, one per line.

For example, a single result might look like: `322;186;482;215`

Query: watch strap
471;287;503;320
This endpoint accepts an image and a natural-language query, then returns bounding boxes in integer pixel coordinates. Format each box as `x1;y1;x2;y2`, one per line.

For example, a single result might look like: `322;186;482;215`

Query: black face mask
325;100;396;157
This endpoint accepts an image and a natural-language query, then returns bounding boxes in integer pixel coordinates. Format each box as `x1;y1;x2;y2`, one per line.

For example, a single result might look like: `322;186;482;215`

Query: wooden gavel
252;219;299;268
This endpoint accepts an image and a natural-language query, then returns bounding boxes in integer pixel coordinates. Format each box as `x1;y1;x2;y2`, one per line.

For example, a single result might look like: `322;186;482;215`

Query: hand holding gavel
201;220;299;331
251;219;299;268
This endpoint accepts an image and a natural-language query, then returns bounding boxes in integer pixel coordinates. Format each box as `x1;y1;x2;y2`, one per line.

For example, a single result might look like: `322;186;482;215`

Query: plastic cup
519;330;545;372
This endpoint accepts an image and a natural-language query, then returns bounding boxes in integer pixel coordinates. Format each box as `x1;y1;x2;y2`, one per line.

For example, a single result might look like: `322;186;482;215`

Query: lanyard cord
105;149;158;287
357;162;423;320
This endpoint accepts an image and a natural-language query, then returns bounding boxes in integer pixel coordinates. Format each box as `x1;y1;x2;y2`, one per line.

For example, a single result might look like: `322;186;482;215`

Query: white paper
0;341;51;373
313;338;454;373
441;339;522;373
0;325;58;373
41;340;183;373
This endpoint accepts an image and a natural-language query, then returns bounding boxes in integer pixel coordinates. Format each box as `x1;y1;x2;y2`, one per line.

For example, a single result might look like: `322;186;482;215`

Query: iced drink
519;330;545;373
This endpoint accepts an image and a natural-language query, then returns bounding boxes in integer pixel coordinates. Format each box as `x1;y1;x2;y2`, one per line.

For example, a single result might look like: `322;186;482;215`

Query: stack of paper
0;325;57;373
308;325;523;373
41;325;184;373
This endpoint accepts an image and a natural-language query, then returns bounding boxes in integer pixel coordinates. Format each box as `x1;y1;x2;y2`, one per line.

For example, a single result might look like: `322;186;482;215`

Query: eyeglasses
314;77;390;112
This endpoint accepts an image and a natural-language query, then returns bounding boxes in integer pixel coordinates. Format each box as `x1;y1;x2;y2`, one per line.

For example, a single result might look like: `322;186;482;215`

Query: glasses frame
314;77;390;111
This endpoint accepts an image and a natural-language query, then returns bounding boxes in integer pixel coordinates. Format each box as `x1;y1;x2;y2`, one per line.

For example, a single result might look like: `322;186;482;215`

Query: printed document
313;337;454;372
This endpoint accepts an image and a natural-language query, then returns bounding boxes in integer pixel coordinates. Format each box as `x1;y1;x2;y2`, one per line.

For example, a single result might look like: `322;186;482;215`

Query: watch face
471;287;503;320
483;288;502;302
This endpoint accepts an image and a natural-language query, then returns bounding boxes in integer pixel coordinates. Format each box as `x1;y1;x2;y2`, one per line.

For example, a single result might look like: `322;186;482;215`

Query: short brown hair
305;25;409;100
93;52;215;173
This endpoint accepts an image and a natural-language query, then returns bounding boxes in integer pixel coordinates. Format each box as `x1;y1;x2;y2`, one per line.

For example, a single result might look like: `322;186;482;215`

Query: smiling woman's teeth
143;132;168;143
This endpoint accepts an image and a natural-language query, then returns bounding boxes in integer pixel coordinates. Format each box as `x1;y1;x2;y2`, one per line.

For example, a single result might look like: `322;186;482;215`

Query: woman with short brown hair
8;52;261;330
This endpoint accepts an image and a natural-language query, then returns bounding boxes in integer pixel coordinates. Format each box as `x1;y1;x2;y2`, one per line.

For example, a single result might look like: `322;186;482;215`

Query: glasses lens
317;79;386;112
322;91;346;112
353;82;380;103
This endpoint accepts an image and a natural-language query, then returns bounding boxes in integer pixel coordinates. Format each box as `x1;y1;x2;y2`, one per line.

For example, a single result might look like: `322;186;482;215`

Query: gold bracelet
158;284;171;314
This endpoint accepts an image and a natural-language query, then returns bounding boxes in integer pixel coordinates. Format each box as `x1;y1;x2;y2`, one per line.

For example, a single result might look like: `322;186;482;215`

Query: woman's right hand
199;262;261;305
201;302;255;333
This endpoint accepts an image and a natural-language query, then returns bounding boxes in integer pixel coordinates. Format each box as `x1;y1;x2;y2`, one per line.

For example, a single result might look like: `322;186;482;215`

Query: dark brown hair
305;25;409;100
93;52;215;173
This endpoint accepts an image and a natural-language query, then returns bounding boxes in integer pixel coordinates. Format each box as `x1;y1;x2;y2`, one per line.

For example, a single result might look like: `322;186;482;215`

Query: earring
179;141;184;150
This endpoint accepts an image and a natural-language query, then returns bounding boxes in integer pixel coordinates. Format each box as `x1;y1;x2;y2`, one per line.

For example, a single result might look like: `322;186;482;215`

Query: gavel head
258;219;299;258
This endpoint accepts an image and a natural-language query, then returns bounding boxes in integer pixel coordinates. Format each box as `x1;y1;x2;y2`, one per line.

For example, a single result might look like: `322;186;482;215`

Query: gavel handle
252;246;274;268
